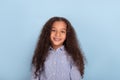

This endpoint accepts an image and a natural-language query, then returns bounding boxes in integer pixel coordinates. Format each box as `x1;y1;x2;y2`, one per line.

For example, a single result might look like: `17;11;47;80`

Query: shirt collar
49;45;65;51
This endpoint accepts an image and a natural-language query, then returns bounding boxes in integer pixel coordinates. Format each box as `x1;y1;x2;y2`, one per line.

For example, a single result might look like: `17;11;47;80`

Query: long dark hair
32;16;85;78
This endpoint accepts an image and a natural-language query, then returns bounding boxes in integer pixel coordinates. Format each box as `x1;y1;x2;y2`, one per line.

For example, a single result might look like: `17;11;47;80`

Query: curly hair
32;16;85;79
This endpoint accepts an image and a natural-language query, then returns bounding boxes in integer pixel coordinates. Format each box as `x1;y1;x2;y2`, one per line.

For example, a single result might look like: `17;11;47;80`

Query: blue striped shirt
32;45;82;80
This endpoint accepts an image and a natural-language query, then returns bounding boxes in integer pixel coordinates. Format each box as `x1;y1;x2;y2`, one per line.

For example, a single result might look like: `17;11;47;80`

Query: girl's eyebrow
61;28;67;30
51;27;66;30
61;29;66;30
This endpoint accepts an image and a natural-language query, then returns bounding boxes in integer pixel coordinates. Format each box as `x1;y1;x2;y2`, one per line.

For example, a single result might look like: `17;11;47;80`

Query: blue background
0;0;120;80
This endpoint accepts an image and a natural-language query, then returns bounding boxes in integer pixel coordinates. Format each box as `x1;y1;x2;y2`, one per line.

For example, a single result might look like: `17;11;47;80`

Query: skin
50;21;67;50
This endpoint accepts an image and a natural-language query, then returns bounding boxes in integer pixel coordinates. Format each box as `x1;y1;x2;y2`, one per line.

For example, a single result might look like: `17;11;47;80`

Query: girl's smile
53;37;62;41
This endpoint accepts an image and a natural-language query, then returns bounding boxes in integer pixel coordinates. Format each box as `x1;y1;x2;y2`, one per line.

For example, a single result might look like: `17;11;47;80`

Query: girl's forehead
52;21;67;29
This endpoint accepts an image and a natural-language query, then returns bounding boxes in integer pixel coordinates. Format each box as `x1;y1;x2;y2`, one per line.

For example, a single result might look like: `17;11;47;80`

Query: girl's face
50;21;67;50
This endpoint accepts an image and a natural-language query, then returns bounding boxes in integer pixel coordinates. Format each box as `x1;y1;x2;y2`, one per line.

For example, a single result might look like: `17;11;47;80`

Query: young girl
31;16;85;80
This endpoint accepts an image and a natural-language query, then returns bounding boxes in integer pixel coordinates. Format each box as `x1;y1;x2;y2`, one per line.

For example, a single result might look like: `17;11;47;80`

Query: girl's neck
51;45;63;50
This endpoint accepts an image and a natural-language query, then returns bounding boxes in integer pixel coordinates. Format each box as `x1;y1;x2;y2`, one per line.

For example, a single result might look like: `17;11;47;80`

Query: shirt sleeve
70;64;82;80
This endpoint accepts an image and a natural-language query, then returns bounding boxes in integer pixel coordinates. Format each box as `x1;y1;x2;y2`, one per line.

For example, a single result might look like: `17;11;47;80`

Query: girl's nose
55;31;60;37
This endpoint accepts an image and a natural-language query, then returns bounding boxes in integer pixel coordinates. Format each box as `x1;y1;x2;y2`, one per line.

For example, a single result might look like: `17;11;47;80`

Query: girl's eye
61;31;66;33
51;30;56;32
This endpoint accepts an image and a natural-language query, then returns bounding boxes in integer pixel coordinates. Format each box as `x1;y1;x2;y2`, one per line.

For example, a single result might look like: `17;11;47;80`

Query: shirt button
53;61;56;64
53;73;55;75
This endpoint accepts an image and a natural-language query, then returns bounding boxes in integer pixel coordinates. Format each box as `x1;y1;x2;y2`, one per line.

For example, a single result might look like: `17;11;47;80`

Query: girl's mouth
53;37;61;41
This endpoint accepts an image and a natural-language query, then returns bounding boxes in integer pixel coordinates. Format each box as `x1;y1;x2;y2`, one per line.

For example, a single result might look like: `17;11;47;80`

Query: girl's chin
52;40;61;44
52;43;63;47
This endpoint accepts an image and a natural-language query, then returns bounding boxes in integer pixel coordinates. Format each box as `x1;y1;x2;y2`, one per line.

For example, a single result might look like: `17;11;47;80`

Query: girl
31;16;85;80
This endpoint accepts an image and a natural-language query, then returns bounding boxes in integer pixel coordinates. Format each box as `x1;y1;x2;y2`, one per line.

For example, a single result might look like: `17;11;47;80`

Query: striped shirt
32;45;82;80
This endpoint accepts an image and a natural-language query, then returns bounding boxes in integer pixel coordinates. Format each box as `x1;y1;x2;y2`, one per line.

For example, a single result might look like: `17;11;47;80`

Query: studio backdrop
0;0;120;80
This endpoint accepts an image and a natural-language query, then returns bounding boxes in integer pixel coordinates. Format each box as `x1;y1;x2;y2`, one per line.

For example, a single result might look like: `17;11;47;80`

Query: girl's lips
53;37;61;41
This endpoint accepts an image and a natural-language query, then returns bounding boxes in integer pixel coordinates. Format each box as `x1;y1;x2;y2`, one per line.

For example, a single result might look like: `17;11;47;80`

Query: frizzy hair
32;16;85;78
